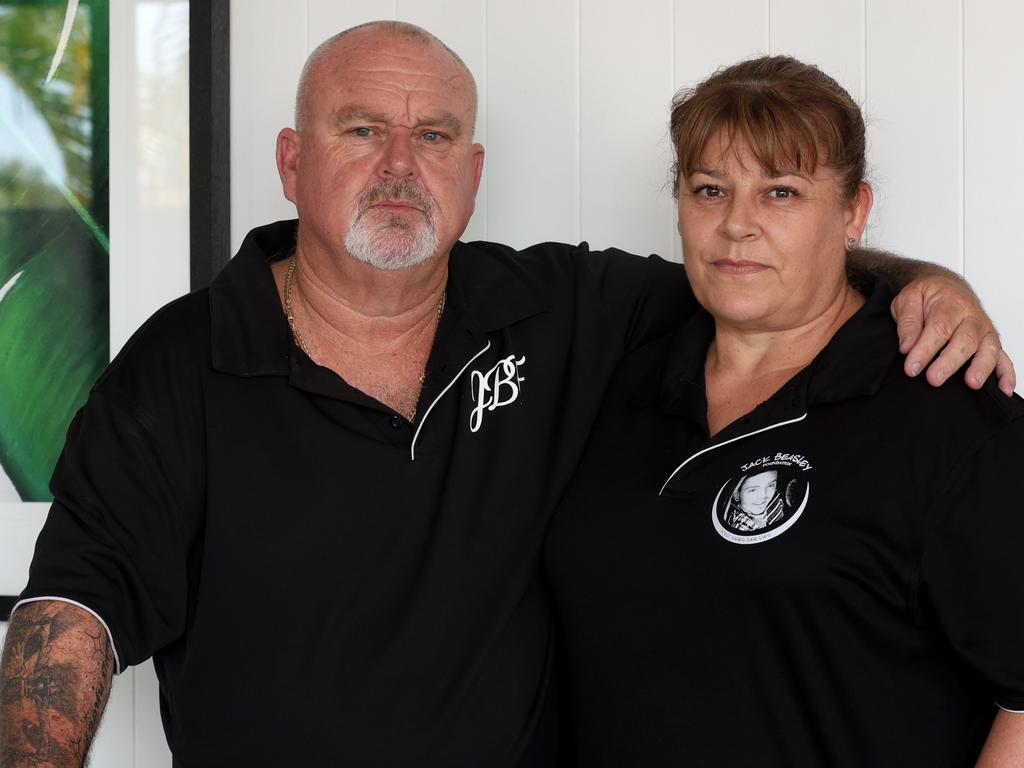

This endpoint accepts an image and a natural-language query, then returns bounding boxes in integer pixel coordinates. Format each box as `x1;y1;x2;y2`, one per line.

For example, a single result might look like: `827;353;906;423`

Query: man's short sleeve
19;382;204;671
567;244;698;352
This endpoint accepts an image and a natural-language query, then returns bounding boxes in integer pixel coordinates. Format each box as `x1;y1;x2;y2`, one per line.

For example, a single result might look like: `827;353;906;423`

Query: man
0;21;1012;768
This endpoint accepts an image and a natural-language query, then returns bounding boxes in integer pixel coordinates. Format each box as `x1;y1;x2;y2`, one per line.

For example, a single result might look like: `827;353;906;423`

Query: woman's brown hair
670;56;866;201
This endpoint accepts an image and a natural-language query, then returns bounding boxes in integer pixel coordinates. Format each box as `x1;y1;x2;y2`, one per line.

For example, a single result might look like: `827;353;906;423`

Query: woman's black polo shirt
18;220;694;767
546;277;1024;766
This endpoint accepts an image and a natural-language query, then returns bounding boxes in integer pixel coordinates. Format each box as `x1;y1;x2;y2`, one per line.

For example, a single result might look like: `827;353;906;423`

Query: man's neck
270;244;451;420
272;244;450;351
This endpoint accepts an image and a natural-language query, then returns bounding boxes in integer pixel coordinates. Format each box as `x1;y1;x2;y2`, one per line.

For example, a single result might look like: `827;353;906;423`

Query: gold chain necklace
283;255;445;422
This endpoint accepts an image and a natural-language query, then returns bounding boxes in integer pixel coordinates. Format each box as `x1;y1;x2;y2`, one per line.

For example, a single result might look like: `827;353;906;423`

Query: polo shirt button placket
389;415;404;429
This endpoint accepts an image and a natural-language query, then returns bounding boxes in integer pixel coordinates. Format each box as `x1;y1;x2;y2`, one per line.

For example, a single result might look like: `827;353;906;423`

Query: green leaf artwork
0;0;109;501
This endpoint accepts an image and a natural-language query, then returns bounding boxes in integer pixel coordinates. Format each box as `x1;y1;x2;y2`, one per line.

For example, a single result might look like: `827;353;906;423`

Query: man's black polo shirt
19;220;694;767
546;277;1024;766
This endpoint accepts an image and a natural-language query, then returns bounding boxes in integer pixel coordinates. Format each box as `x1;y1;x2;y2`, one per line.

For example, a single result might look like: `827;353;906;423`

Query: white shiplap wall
231;0;1024;372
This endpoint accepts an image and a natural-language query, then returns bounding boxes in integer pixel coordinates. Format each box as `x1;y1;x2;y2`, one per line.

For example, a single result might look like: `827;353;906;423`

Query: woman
545;56;1024;766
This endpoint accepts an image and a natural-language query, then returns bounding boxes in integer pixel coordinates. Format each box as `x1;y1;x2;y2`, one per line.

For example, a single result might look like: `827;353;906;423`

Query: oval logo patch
712;453;812;544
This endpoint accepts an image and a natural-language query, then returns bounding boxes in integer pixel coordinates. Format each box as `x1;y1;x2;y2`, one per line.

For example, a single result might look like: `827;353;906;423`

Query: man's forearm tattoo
0;602;113;768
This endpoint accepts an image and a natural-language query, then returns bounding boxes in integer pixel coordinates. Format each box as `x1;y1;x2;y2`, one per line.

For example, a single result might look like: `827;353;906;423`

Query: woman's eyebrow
763;168;811;181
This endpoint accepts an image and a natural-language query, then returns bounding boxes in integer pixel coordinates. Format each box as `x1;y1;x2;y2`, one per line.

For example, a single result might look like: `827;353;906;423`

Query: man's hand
891;274;1015;395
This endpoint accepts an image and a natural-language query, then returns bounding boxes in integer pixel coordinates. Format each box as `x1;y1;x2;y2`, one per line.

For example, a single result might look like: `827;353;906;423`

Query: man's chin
347;238;436;271
361;253;432;271
345;219;440;271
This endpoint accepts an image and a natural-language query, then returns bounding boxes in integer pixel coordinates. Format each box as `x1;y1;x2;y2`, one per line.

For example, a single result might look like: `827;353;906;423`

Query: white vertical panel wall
866;0;963;271
486;0;581;246
770;0;863;101
581;0;675;257
963;0;1024;378
229;0;307;248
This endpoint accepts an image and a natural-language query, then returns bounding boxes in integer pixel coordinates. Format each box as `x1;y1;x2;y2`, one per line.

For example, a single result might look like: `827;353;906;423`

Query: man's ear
276;128;301;203
471;143;485;194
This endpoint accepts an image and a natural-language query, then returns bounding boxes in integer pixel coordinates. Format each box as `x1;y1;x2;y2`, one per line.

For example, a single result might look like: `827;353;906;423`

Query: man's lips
369;200;424;212
712;259;769;275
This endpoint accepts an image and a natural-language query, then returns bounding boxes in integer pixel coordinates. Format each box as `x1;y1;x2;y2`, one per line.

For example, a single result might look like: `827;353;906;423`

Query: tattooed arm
0;601;113;768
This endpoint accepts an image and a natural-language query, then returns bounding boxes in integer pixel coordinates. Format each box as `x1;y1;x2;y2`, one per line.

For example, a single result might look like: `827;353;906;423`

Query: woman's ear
845;181;874;243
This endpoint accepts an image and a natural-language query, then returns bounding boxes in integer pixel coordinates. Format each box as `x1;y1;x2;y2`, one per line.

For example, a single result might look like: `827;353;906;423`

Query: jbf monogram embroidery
469;355;526;432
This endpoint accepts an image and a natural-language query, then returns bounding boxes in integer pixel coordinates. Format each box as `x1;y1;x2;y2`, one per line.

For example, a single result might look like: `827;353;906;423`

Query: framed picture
0;0;229;621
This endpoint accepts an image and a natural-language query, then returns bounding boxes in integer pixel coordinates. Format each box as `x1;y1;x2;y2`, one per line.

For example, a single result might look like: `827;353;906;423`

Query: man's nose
378;132;416;178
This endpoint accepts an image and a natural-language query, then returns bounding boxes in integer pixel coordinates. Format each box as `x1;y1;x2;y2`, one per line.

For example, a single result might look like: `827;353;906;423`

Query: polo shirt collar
209;220;295;377
209;220;548;377
657;274;898;417
802;275;897;404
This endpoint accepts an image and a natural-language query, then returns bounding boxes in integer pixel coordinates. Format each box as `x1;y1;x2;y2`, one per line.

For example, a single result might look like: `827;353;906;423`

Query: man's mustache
357;180;435;219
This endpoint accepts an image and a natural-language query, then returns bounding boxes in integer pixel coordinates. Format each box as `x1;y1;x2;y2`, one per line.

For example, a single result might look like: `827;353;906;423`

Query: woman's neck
704;284;865;435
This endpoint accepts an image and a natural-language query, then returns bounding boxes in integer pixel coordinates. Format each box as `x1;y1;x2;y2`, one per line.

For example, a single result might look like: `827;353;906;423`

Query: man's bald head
294;21;478;134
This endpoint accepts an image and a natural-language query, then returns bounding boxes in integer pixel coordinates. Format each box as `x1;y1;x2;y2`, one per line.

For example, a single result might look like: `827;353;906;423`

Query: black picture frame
189;0;231;290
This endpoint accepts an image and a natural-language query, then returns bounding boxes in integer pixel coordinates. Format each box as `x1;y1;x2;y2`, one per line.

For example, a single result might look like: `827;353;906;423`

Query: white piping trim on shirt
12;596;123;674
996;701;1024;714
658;413;808;496
410;340;492;461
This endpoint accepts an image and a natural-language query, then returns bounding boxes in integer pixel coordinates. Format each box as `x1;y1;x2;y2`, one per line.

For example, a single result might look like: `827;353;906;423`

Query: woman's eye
695;184;722;198
769;186;798;199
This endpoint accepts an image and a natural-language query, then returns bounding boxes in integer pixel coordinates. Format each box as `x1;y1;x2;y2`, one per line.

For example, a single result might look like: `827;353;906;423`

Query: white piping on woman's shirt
658;413;808;496
411;341;492;461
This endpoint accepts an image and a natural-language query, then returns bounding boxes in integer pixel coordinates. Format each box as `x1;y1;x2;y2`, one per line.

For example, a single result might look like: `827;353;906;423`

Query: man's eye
352;127;373;137
421;131;446;143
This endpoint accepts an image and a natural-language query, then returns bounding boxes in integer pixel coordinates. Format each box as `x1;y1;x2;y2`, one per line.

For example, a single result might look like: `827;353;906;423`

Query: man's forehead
329;33;468;89
317;47;471;107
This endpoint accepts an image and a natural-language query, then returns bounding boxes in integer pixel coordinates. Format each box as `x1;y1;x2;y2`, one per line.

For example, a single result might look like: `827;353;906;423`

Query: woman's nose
719;195;761;241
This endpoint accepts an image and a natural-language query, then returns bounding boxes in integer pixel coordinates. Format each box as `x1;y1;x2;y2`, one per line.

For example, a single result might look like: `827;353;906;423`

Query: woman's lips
712;259;768;275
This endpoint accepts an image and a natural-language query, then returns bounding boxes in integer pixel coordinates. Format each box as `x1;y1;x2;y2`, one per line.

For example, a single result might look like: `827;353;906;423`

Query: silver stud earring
846;236;858;250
